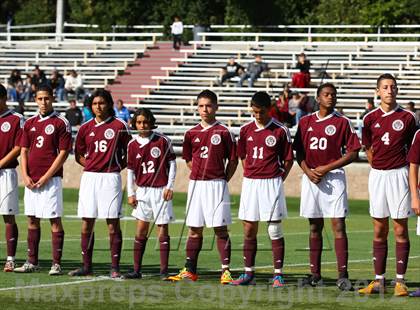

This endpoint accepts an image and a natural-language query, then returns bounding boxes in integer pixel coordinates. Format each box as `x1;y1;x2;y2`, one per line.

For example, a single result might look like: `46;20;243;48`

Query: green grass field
0;188;419;309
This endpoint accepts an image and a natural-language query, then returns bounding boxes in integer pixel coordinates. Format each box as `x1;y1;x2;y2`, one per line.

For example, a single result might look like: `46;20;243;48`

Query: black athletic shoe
299;275;323;287
337;277;354;291
68;267;93;277
122;271;142;279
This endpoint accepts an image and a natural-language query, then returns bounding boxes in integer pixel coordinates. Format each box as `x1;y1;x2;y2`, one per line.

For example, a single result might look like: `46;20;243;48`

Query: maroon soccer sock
81;232;95;271
272;238;285;275
5;223;18;257
334;237;348;278
159;236;170;274
373;240;388;276
309;236;323;277
185;237;203;273
27;228;41;265
52;231;65;265
396;241;410;276
244;238;257;276
110;230;123;270
133;236;148;273
217;235;231;270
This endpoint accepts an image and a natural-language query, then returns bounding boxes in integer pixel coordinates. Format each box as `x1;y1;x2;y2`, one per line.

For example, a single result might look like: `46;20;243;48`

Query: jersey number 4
309;137;327;150
381;132;390;145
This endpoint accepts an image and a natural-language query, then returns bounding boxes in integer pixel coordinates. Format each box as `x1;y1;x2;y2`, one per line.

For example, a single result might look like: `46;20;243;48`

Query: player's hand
163;188;173;201
366;147;373;165
128;196;137;208
411;197;420;216
313;165;329;178
23;175;36;189
35;176;50;189
305;169;322;184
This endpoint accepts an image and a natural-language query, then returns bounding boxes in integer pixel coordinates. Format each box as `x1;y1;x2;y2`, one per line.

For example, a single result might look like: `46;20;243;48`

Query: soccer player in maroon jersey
14;86;71;275
68;89;131;278
231;91;293;287
122;108;176;280
293;83;361;290
168;90;238;284
0;84;23;272
407;129;420;297
359;74;417;296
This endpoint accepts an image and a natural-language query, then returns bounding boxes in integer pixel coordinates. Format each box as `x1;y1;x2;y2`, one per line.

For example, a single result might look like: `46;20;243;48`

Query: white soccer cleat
48;263;63;276
14;261;40;273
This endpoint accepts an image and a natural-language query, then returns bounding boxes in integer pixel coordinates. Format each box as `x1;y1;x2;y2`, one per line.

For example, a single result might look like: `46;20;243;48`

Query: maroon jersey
293;111;361;169
20;111;71;182
182;121;237;180
362;106;417;170
238;118;293;179
127;132;176;187
75;116;131;172
407;129;420;164
0;110;24;169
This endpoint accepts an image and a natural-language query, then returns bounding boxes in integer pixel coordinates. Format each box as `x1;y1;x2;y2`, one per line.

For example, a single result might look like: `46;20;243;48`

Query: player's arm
36;149;69;188
186;160;192;170
225;158;238;182
20;147;35;189
127;168;137;208
75;153;86;167
282;159;293;181
295;151;321;184
0;146;20;168
409;163;420;216
365;147;373;165
163;159;177;201
313;150;358;179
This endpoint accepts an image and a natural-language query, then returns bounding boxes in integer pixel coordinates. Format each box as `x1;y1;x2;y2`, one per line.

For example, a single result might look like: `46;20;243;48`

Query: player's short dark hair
197;89;217;105
0;83;6;99
376;73;397;88
316;83;337;97
251;91;271;108
90;89;115;117
131;108;157;130
35;85;54;97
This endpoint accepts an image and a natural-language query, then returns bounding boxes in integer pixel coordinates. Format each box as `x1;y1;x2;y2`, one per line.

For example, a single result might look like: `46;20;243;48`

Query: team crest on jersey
104;128;115;139
392;119;404;131
1;121;11;133
150;147;161;158
325;125;336;136
210;134;221;145
265;135;276;147
44;124;55;135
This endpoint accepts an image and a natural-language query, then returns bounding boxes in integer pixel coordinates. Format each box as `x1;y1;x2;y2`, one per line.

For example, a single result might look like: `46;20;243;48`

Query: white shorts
24;176;63;219
0;169;19;215
368;166;411;219
132;186;175;225
78;172;123;219
186;179;232;228
239;177;287;222
300;169;349;218
417;217;420;236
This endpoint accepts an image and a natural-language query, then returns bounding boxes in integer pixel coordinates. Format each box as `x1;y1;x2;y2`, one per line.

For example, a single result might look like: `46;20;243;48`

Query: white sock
375;274;385;280
7;256;14;262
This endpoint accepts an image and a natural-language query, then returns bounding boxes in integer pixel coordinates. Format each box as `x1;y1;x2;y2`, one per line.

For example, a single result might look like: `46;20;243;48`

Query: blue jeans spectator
56;87;64;101
237;72;259;87
7;88;18;101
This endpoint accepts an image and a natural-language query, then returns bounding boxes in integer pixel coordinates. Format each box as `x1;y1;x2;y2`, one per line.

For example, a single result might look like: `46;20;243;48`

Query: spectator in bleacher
7;69;23;102
14;99;25;116
50;69;65;102
114;99;131;124
64;70;84;101
171;16;183;50
270;84;292;126
218;57;244;86
30;66;48;94
65;99;83;127
288;91;308;126
406;101;420;120
292;53;311;88
237;55;269;88
361;98;375;118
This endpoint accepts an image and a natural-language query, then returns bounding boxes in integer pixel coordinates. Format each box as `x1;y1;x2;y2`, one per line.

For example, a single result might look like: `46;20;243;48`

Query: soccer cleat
68;267;93;277
220;269;234;285
48;263;63;276
3;260;16;272
336;277;353;291
394;281;409;297
230;273;256;286
160;273;170;281
409;288;420;297
358;280;386;295
14;262;40;273
167;268;198;282
299;275;323;287
272;274;285;288
110;268;121;279
122;271;142;279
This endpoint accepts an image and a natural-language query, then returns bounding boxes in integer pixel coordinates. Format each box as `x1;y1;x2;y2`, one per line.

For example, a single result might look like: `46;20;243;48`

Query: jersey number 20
309;137;327;150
